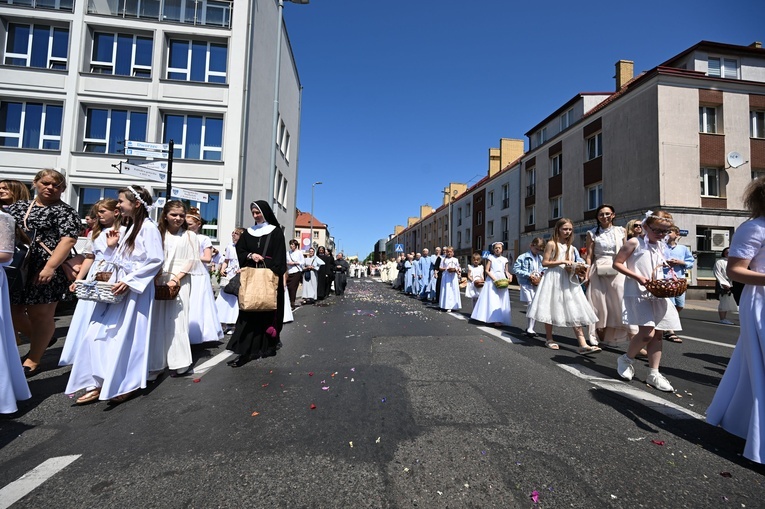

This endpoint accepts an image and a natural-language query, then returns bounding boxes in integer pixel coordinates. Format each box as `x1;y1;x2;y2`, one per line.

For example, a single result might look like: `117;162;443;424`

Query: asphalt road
0;279;762;508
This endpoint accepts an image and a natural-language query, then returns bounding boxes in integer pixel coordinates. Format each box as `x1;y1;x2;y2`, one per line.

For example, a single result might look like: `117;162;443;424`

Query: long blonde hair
91;198;120;241
551;218;574;260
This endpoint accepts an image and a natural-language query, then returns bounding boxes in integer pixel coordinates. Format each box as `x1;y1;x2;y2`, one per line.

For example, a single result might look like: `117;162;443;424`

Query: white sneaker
587;335;600;346
719;319;734;325
646;372;675;392
617;354;635;380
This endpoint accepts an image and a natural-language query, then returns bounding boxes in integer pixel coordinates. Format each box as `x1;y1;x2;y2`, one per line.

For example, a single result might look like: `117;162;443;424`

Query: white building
0;0;303;243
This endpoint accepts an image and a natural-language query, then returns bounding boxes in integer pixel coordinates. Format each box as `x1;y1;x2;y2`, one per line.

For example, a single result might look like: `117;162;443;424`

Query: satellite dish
727;151;744;168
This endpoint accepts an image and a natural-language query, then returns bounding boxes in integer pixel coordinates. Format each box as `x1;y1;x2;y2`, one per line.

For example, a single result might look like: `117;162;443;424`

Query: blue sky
285;0;763;259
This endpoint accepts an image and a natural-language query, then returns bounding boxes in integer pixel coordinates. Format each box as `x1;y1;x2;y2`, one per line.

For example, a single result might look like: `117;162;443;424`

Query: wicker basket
74;280;124;304
529;272;541;286
493;278;510;289
644;276;687;298
474;279;485;288
154;273;181;301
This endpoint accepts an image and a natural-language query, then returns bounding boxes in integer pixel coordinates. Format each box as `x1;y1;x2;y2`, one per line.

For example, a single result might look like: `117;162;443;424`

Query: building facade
0;0;302;243
294;210;332;253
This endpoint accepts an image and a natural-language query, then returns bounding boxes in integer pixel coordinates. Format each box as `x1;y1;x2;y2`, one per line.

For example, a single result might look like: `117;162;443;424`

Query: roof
660;40;765;68
295;211;326;228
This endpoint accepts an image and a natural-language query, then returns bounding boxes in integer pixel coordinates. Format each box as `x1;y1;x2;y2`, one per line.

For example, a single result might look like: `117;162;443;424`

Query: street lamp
268;0;309;216
310;181;322;250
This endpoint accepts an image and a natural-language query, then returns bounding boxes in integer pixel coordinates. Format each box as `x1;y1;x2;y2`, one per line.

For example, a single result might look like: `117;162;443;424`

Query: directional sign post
124;139;174;197
171;187;208;203
120;162;168;183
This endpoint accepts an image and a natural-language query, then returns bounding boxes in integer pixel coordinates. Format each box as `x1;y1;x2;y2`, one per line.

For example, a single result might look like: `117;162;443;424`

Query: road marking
0;455;81;509
444;312;523;344
557;364;705;421
677;335;735;349
191;350;235;376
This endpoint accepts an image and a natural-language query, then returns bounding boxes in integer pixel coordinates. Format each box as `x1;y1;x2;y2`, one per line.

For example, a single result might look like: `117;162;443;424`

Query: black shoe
23;365;40;378
229;356;250;368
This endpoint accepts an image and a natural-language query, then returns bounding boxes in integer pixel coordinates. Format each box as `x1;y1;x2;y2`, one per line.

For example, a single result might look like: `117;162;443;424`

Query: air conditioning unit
710;229;729;251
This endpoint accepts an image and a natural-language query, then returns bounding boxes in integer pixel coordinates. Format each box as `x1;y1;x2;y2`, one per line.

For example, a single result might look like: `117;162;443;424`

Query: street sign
120;162;168;183
124;147;168;159
679;229;689;236
126;140;169;152
171;187;208;203
126;159;168;172
482;250;490;258
394;244;404;253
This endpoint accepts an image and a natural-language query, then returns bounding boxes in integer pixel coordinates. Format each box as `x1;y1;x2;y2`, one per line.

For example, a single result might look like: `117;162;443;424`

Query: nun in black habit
226;200;287;367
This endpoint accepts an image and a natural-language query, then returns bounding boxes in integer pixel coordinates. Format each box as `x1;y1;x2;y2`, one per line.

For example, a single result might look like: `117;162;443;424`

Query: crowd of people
0;170;354;410
2;171;764;465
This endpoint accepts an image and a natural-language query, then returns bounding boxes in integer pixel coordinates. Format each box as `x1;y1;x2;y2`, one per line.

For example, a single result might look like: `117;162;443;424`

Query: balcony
87;0;232;28
0;0;73;11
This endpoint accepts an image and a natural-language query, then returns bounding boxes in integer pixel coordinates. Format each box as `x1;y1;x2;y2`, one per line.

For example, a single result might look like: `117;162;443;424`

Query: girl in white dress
471;242;511;326
66;186;164;405
149;201;202;377
439;246;462;312
464;252;484;306
0;210;31;413
301;247;324;303
215;228;243;333
185;208;224;344
707;178;765;463
613;210;680;392
60;199;124;367
527;218;600;354
584;204;632;346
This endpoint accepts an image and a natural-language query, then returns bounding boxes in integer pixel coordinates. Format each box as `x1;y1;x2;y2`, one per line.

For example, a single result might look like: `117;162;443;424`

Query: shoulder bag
238;233;279;311
24;201;85;282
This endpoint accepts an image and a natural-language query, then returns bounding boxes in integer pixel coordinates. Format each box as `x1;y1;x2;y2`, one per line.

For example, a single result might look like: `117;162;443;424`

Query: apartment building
0;0;303;243
519;40;765;287
294;210;332;253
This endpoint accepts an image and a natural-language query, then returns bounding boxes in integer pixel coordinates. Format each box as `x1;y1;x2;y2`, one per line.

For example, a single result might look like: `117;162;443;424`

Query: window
477;211;482;226
752;111;765;139
0;101;62;150
708;57;738;79
465;203;471;216
549;196;562;220
274;171;288;207
465;228;471;245
700;167;724;197
1;0;74;10
83;107;147;153
753;170;765;180
501;184;509;209
535;127;547;147
294;230;300;239
313;231;319;239
487;220;494;236
457;207;462;227
456;231;461;248
550;153;562;177
586;183;603;211
526;205;535;226
91;32;152;77
162;0;232;27
77;186;121;219
276;116;290;161
4;23;68;69
167;39;227;83
586;132;602;160
487;191;494;207
163;113;223;160
699;106;717;133
560;108;574;130
526;168;536;197
476;236;482;250
501;217;508;241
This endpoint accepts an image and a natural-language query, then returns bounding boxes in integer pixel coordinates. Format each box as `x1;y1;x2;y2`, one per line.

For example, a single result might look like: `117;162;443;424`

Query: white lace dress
0;211;31;413
470;255;511;325
527;243;598;327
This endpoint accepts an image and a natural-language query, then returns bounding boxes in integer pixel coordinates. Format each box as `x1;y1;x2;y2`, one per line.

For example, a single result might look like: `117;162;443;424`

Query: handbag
595;256;618;277
74;279;125;304
154;272;181;300
238;263;279;311
304;269;311;282
37;241;85;282
223;273;241;295
4;228;34;294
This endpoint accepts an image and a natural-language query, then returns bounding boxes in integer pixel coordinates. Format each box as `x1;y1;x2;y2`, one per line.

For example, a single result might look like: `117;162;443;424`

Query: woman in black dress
316;245;334;300
9;169;80;376
226;200;286;367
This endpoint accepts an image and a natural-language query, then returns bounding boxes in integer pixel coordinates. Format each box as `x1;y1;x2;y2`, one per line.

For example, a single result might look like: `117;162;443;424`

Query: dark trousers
286;272;302;307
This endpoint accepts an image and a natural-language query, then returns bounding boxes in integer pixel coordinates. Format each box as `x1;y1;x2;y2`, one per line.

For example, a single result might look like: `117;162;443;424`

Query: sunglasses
646;225;669;235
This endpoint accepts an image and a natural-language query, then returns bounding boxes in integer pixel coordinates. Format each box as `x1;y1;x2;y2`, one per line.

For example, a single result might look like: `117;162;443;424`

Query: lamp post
310;181;322;250
268;0;309;217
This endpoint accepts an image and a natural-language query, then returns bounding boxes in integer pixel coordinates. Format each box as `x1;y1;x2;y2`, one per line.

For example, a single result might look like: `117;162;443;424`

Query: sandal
75;388;101;405
545;340;559;350
577;345;602;355
663;332;683;343
108;390;138;405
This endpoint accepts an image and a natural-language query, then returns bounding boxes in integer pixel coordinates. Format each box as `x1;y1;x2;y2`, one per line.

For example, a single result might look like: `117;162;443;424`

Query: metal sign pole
166;140;174;198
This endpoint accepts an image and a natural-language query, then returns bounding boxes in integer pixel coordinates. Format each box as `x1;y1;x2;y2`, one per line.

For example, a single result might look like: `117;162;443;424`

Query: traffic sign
124;147;168;159
394;244;404;253
120;162;167;183
171;187;208;203
482;250;490;258
126;140;169;152
126;159;168;172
